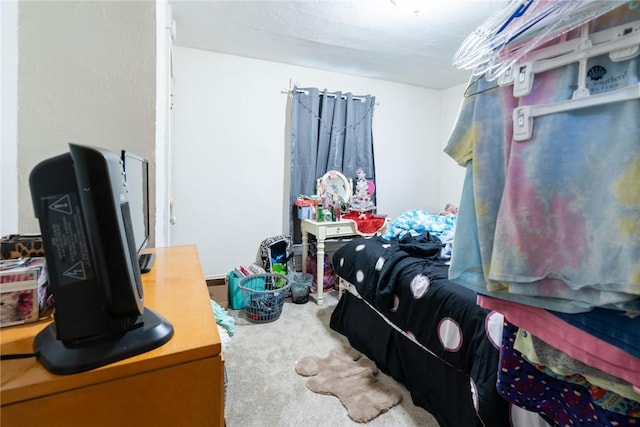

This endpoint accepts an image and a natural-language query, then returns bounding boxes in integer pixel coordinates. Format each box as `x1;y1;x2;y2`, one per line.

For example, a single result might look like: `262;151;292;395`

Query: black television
121;150;155;273
29;143;173;375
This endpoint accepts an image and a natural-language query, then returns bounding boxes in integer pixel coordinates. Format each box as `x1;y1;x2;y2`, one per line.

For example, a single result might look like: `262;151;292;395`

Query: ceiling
168;0;509;90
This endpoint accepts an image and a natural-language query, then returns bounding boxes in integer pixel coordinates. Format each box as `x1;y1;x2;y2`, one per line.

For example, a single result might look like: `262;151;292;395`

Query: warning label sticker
42;192;93;286
63;261;87;281
48;195;73;215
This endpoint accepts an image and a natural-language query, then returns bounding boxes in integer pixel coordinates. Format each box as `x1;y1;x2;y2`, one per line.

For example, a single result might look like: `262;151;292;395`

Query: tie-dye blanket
382;209;456;244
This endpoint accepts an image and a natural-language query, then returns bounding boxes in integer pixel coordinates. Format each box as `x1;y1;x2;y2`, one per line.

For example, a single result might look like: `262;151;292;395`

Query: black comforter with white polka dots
330;233;513;427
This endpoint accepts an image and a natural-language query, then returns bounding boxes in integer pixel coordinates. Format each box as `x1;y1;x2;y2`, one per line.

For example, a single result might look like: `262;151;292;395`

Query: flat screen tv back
29;143;173;375
121;150;155;273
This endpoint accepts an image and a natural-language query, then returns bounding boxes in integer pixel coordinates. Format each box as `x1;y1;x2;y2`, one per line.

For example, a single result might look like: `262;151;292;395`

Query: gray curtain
289;86;376;241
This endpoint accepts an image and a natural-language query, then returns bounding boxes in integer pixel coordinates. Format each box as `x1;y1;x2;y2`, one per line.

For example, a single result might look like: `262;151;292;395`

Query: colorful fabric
479;295;640;387
450;162;602;313
491;56;640;304
514;328;640;404
445;77;518;294
381;209;456;243
445;7;640;312
550;307;640;359
498;321;640;425
341;211;387;235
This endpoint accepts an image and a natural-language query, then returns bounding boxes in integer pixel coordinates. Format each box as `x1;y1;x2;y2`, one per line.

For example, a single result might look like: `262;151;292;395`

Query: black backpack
258;235;294;275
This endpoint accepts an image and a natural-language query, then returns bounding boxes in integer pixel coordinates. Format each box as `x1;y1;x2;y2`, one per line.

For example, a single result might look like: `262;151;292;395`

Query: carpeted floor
223;290;440;426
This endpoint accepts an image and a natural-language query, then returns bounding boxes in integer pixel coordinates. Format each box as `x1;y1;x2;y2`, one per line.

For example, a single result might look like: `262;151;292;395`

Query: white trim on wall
155;0;172;248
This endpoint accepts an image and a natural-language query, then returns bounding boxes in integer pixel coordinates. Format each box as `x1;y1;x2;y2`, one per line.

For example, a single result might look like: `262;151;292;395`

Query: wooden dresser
1;245;224;426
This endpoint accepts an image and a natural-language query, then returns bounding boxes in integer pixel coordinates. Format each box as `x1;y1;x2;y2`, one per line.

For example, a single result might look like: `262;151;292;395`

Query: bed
328;223;540;426
328;212;640;426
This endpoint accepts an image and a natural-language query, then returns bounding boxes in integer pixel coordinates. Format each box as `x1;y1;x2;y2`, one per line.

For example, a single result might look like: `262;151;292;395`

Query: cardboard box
207;277;228;309
1;257;49;327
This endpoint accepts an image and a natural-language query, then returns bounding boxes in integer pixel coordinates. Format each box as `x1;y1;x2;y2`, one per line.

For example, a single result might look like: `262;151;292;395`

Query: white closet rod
512;82;640;141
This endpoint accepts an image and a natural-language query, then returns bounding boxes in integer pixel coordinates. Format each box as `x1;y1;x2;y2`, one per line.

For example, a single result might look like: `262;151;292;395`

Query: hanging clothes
445;6;640;313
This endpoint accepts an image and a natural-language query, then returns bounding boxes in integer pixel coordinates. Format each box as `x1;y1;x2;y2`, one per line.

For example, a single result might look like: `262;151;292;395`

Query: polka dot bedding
330;233;525;426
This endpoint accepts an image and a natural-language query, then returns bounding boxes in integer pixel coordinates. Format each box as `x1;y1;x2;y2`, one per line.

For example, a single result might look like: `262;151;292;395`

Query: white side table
301;218;388;306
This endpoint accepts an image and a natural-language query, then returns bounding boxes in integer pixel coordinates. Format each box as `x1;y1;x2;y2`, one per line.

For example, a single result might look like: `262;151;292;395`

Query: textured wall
17;1;156;241
1;1;19;235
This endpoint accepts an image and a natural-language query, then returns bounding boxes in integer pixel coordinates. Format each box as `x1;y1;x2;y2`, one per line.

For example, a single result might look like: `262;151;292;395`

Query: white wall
171;47;467;278
14;1;156;237
1;1;18;236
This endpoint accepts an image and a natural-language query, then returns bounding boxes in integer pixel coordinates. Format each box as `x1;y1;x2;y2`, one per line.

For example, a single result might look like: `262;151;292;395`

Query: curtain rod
281;89;379;104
